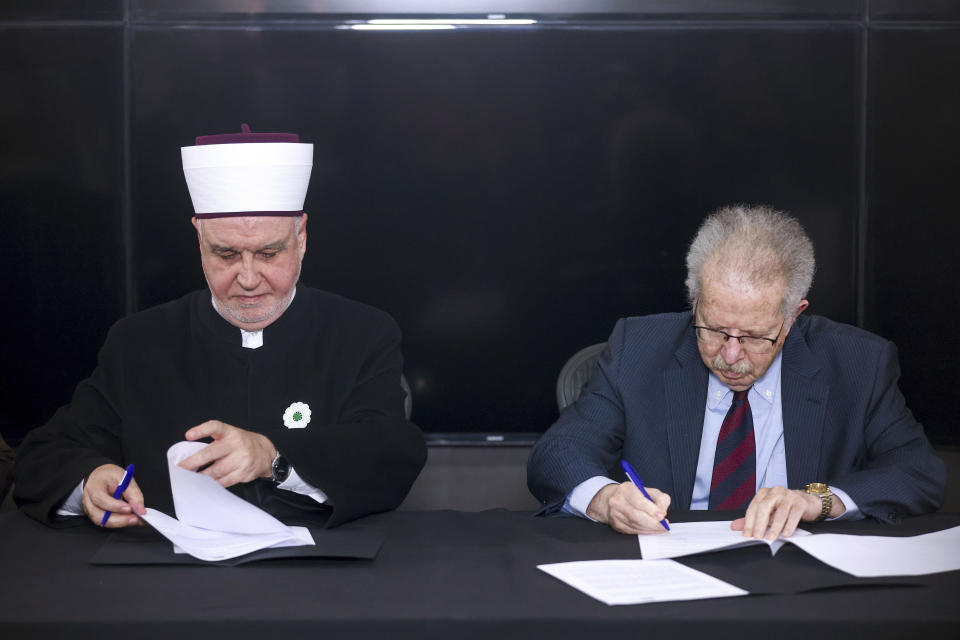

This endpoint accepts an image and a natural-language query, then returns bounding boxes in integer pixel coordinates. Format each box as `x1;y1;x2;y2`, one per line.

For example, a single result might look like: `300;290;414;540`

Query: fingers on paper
181;421;274;485
741;486;808;539
769;497;807;539
121;477;147;515
99;511;144;528
178;424;239;471
188;441;266;487
195;455;246;488
178;442;219;472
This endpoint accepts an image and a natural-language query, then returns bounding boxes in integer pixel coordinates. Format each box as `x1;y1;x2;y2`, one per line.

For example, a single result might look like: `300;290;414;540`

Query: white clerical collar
209;288;297;349
240;329;263;349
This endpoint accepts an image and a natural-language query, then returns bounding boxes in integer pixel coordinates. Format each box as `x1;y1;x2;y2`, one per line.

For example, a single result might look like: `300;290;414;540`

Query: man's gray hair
684;205;815;316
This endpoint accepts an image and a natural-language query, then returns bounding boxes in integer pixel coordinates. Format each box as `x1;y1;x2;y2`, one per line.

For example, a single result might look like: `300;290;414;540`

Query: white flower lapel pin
283;402;311;429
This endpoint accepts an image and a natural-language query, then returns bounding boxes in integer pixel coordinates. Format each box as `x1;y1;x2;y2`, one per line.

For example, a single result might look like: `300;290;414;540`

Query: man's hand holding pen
82;463;146;528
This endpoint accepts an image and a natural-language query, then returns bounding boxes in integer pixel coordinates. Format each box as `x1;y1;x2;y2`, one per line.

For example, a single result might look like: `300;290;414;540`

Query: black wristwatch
271;451;290;484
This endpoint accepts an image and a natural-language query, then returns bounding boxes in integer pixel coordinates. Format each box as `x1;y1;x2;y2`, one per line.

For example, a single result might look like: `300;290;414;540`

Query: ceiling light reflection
367;19;536;26
350;24;456;31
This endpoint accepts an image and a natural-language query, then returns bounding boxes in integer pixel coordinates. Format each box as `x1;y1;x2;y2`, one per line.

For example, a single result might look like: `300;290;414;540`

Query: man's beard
219;293;291;326
209;261;301;328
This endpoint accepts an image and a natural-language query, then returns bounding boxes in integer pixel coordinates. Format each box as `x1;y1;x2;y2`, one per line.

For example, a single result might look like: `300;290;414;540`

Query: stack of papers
540;520;960;606
637;520;810;559
637;520;960;577
139;442;314;561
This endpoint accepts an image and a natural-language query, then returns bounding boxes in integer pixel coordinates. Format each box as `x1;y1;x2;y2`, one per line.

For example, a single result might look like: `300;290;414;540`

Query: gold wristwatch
804;482;832;521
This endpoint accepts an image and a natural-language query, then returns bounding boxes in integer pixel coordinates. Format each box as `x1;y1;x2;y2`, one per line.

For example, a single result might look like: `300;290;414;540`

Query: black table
0;509;957;639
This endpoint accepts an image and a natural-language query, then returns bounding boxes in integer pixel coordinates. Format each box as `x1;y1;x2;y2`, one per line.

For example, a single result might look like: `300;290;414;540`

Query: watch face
273;455;290;482
806;482;829;494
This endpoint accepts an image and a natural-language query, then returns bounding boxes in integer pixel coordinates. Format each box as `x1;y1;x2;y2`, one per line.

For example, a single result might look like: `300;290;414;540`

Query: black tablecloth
0;509;957;639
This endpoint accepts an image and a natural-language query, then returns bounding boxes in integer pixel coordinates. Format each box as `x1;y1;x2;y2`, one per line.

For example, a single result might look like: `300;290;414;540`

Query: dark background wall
2;2;958;458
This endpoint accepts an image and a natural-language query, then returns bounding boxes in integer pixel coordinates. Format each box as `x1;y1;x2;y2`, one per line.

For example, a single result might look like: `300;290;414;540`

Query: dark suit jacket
527;313;946;523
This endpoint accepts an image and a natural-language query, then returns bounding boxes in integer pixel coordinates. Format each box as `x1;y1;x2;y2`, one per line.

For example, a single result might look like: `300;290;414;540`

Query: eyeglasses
691;302;785;355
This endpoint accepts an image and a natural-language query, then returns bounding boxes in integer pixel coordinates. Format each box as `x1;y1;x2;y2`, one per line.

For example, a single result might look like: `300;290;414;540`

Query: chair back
555;342;607;411
400;373;413;420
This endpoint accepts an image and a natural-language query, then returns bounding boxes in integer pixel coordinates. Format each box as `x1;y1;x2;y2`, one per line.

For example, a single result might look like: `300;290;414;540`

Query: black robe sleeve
263;311;427;528
13;326;126;525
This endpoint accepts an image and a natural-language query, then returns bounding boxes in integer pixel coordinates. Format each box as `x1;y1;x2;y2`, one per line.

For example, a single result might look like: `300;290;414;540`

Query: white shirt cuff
55;480;85;517
277;466;328;505
827;485;861;520
562;476;618;521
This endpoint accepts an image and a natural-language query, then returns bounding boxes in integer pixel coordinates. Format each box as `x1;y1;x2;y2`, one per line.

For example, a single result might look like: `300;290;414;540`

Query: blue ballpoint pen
620;459;670;531
100;463;136;527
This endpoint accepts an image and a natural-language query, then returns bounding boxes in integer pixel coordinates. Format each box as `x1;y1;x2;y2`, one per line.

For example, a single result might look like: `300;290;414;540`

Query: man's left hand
179;420;276;487
731;486;846;540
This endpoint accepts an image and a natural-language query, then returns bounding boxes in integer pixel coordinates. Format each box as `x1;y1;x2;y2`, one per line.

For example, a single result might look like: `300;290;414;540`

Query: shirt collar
240;329;263;349
706;349;783;409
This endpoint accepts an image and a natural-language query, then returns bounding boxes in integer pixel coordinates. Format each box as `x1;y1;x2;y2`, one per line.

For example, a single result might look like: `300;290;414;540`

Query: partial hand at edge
82;463;146;528
179;420;276;488
586;482;671;535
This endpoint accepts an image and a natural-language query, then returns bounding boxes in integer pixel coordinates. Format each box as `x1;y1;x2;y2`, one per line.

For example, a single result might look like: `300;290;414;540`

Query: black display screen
9;7;956;447
131;24;858;438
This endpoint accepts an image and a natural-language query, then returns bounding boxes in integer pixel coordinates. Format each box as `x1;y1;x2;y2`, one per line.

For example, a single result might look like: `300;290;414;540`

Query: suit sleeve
13;331;125;525
527;319;629;515
829;341;946;523
263;314;426;528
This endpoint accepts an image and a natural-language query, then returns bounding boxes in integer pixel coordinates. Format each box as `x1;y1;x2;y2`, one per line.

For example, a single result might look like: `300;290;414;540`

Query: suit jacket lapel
663;331;708;510
781;319;829;488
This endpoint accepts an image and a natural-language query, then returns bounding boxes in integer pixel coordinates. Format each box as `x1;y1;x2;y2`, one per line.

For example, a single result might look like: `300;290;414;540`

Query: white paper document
538;559;748;606
784;525;960;577
638;520;810;560
139;441;314;561
638;521;960;578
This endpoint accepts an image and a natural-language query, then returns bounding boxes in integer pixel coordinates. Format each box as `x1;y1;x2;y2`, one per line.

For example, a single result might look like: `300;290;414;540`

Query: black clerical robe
14;286;427;528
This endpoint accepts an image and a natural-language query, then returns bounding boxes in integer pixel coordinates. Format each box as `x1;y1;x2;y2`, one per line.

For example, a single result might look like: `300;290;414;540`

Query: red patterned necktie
708;389;756;510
